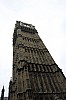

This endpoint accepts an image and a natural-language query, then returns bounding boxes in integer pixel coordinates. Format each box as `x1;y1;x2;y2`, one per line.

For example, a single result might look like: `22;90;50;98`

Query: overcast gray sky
0;0;66;97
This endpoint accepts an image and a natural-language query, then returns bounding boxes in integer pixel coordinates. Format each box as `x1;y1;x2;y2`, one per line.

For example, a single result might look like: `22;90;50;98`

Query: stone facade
8;21;66;100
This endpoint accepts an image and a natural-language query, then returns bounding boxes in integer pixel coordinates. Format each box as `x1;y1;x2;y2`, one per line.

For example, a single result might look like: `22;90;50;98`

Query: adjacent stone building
8;21;66;100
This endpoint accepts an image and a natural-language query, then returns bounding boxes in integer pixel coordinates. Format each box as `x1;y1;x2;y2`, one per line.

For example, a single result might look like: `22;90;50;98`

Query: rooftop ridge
16;21;35;29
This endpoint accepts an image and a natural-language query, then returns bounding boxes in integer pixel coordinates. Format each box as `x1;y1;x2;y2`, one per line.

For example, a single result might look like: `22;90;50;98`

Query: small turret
1;86;5;100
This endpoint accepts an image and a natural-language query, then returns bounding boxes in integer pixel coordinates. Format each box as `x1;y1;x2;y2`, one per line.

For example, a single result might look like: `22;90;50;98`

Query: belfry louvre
8;21;66;100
